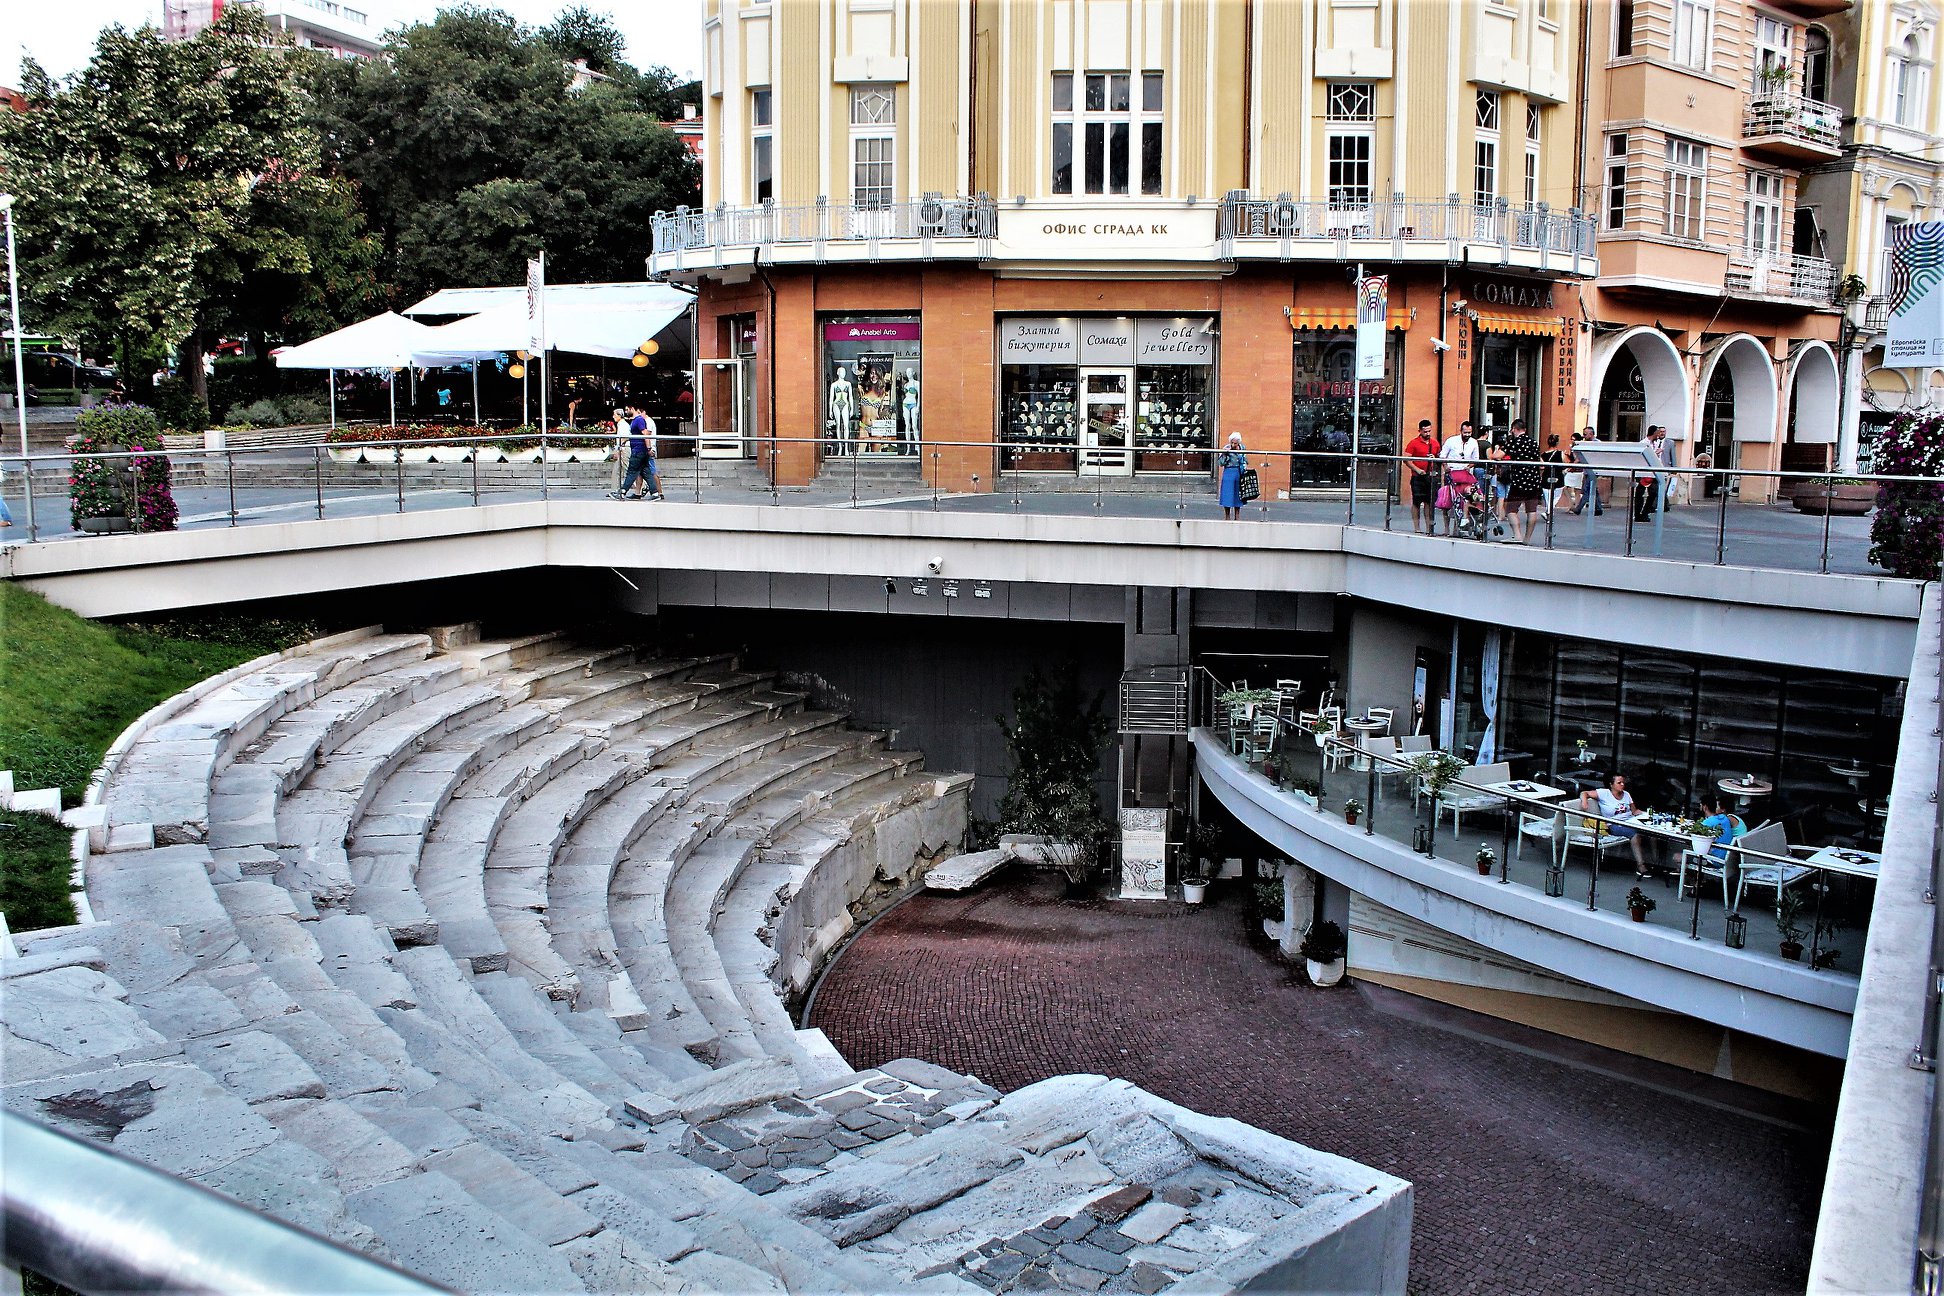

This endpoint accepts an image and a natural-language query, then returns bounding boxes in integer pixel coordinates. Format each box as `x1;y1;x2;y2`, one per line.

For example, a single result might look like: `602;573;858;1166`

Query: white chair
1677;846;1733;908
1321;707;1352;771
1557;812;1635;871
1274;679;1302;715
1362;736;1401;793
1243;711;1280;765
1516;809;1562;863
1733;822;1816;916
1398;734;1433;755
1437;761;1511;836
1366;706;1395;736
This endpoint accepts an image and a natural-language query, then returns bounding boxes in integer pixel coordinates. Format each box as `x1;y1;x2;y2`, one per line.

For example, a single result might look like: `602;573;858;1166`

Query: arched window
1892;34;1927;127
1803;27;1831;103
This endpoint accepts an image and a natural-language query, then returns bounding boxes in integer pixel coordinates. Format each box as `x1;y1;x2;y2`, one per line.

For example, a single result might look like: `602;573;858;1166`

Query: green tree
0;9;378;404
308;6;700;302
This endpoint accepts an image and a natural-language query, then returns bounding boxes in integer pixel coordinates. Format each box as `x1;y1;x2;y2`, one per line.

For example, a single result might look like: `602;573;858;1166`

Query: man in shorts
1404;418;1440;534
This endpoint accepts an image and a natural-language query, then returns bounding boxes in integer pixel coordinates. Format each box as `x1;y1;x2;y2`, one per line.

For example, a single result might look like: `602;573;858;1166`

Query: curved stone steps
103;630;434;844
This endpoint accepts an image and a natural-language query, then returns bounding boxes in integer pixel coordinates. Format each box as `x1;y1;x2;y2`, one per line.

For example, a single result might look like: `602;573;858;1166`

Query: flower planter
1779;940;1804;962
1182;879;1208;905
76;515;132;534
1344;810;1360;826
1630;906;1649;922
398;447;437;464
1478;859;1494;875
1292;791;1319;809
542;447;582;464
1306;957;1346;988
514;448;545;463
1790;483;1876;516
1689;834;1713;857
327;447;365;464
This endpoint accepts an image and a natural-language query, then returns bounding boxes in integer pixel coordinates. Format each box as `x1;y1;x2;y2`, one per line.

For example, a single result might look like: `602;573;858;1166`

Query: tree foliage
995;666;1113;881
307;5;700;302
0;8;380;395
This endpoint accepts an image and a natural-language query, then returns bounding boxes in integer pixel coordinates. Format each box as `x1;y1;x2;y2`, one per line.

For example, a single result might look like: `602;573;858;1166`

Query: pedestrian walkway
809;871;1828;1296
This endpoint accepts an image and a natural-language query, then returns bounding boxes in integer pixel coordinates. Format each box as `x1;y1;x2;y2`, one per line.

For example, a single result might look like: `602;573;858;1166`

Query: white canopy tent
407;298;691;365
402;281;692;319
272;311;474;426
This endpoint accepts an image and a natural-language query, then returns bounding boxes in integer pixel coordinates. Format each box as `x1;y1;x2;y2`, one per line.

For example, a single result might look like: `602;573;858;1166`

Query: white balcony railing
1742;90;1844;151
648;192;1599;275
1726;252;1838;305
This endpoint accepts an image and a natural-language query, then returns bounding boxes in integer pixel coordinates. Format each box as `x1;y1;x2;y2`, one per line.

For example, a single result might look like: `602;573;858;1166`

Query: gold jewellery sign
992;203;1220;261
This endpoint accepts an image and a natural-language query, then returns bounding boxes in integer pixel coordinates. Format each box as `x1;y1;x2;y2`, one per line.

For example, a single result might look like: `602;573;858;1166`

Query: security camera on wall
1430;338;1451;353
926;556;944;574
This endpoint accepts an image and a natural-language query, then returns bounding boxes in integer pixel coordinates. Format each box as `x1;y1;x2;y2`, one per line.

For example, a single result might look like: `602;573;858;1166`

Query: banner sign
999;317;1077;364
1355;274;1388;380
1135;318;1216;364
823;321;921;342
1887;221;1944;367
526;255;545;352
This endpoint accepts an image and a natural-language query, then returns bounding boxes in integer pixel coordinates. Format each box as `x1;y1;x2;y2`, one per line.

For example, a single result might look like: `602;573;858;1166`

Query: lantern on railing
1544;864;1566;898
1413;824;1430;854
1725;911;1748;949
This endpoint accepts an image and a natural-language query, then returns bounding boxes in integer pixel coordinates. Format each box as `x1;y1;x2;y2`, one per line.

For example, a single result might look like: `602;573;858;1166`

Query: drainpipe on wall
1438;268;1449;433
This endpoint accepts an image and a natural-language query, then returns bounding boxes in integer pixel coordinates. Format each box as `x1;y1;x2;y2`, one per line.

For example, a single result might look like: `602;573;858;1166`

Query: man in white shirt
1438;420;1480;536
1633;425;1671;521
1578;773;1648;876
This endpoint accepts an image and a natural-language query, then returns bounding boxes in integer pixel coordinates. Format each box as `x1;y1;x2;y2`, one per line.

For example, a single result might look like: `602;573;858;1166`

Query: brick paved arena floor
808;871;1828;1296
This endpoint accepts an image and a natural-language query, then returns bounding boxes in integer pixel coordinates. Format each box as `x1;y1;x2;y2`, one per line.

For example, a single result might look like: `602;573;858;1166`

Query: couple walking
608;405;665;501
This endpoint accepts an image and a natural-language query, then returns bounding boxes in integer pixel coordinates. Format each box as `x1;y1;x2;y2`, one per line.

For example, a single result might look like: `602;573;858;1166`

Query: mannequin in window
900;367;920;446
827;366;855;448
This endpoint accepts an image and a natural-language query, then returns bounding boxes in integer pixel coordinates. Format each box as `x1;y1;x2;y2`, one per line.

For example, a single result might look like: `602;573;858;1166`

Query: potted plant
1758;58;1791;91
1790;477;1878;517
1476;845;1496;876
1626;887;1657;922
1291;778;1320;810
1298;919;1349;988
1182;870;1210;904
1342;798;1363;826
1677;816;1716;858
1776;889;1807;960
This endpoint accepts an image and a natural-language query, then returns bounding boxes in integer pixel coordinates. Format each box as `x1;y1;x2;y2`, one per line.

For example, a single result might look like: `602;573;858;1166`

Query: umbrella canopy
402;281;692;318
409;298;691;365
273;312;473;370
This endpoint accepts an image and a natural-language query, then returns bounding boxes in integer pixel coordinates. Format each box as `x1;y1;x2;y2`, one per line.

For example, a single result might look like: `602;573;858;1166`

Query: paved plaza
810;871;1828;1296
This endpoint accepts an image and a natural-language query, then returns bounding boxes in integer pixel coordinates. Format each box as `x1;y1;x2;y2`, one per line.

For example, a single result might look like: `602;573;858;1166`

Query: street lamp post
1;193;35;539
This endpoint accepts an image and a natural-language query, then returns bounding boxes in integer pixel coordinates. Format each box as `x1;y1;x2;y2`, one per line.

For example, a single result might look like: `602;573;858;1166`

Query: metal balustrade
646;192;1599;273
1743;89;1844;152
1725;252;1839;305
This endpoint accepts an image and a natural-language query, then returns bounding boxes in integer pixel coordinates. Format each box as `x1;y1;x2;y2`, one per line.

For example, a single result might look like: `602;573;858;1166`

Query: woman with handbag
1217;432;1252;520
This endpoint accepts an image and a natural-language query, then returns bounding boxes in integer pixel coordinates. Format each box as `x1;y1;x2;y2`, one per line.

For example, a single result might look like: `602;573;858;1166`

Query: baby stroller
1439;469;1496;540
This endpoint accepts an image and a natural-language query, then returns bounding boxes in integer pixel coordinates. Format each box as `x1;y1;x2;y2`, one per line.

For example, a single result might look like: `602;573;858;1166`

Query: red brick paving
808;871;1825;1296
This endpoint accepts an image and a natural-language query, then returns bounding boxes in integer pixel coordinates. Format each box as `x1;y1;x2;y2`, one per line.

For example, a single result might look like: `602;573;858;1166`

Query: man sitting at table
1578;773;1648;878
1696;795;1747;860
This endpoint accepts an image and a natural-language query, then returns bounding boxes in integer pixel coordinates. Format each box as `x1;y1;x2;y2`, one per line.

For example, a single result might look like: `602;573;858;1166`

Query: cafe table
1481;779;1569;802
1718;776;1773;809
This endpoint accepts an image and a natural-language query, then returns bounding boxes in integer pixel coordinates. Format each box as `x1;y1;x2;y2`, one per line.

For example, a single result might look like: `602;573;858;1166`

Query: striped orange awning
1473;311;1561;337
1289;308;1413;331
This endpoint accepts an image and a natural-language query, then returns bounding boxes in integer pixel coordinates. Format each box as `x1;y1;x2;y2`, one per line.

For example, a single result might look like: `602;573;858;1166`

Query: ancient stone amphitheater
2;627;1410;1293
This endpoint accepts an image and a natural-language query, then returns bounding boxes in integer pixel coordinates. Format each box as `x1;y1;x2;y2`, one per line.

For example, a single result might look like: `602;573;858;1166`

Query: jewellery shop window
823;317;921;456
1290;331;1402;486
1001;364;1079;471
1136;367;1212;471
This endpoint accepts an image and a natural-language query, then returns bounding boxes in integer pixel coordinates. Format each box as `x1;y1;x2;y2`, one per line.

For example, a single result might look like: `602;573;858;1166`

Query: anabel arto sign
1886;221;1944;367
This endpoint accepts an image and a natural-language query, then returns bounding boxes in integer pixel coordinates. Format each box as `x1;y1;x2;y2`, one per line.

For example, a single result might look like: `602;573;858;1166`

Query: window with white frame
1474;91;1500;205
1744;171;1783;258
1614;0;1634;56
1672;0;1712;70
1885;212;1910;289
1325;83;1374;208
1525;105;1542;206
1753;16;1793;92
1051;71;1165;196
849;85;895;210
751;89;773;204
1891;34;1929;127
1604;132;1628;229
1665;137;1706;240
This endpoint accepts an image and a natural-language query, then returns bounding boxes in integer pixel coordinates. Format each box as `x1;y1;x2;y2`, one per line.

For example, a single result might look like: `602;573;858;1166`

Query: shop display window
823;316;920;456
1002;365;1079;470
1290;331;1401;485
1136;367;1212;471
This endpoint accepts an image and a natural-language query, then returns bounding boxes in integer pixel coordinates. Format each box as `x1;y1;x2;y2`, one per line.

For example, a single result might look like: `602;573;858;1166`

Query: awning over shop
1472;312;1562;337
1288;307;1413;331
272;312;473;370
409;297;691;365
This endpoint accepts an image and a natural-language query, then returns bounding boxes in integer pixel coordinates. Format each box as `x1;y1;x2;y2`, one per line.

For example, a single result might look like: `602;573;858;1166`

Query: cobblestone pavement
808;872;1828;1296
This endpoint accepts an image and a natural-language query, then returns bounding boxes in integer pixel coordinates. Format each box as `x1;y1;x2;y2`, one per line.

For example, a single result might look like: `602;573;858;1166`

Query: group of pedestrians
607;405;665;502
1404;419;1676;540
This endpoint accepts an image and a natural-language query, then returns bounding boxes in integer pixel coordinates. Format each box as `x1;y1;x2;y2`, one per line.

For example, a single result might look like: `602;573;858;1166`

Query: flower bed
69;404;176;533
1869;412;1944;579
323;424;614;462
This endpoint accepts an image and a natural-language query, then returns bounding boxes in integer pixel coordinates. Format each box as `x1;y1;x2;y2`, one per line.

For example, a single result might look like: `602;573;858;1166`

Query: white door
1078;369;1134;475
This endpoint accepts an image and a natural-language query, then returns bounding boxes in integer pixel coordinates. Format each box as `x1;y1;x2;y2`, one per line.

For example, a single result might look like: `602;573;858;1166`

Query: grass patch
0;811;80;931
0;585;330;931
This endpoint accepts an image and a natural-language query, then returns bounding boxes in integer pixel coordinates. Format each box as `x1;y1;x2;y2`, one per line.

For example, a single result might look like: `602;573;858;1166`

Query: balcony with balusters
1725;252;1840;306
1742;89;1844;162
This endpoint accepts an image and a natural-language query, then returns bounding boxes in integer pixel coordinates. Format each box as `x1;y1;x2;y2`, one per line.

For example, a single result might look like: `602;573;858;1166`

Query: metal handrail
0;1109;448;1295
1913;589;1944;1292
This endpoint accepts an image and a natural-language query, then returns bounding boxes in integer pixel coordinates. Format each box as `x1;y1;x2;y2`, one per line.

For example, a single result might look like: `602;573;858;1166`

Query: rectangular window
1753;16;1793;92
1327;132;1373;206
1614;0;1634;55
1665;137;1706;240
751;88;773;203
1052;69;1164;196
1525;145;1540;206
1886;213;1910;290
849;86;895;211
1744;171;1783;257
1476;89;1501;133
1327;82;1375;123
1526;103;1542;143
1604;132;1627;230
1672;0;1712;70
1475;140;1498;205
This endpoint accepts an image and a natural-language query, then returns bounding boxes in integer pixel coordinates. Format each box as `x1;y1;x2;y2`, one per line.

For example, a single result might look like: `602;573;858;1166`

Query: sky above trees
0;1;704;87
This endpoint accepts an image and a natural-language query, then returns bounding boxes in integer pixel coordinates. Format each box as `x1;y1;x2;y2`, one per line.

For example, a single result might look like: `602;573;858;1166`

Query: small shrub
230;398;288;427
151;377;209;432
1298;919;1348;964
75;403;162;446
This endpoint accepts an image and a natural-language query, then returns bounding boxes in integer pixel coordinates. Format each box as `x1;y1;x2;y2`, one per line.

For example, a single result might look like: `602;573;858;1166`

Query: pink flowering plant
68;403;177;532
1869;411;1944;579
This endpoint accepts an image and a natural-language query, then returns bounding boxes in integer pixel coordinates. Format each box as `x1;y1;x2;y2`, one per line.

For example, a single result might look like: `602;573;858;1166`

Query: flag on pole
525;255;545;353
1355;274;1388;380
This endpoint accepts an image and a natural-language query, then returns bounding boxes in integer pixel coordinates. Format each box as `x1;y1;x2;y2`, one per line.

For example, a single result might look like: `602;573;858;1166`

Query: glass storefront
999;316;1217;473
1471;333;1543;441
1290;331;1400;485
823;316;920;456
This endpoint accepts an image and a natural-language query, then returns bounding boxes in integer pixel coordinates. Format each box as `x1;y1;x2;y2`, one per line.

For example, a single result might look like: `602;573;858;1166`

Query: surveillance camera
884;578;897;595
926;557;944;574
1450;299;1469;313
1430;338;1451;353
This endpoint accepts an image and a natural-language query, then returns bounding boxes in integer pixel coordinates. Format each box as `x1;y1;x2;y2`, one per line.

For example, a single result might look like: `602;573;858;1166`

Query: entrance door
1078;368;1134;475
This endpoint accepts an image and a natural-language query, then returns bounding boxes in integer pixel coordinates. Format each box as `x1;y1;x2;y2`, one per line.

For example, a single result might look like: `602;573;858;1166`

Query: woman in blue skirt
1217;432;1248;520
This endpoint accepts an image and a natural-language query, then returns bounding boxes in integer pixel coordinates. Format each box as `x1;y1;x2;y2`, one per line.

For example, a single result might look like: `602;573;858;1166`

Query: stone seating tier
2;625;1412;1295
